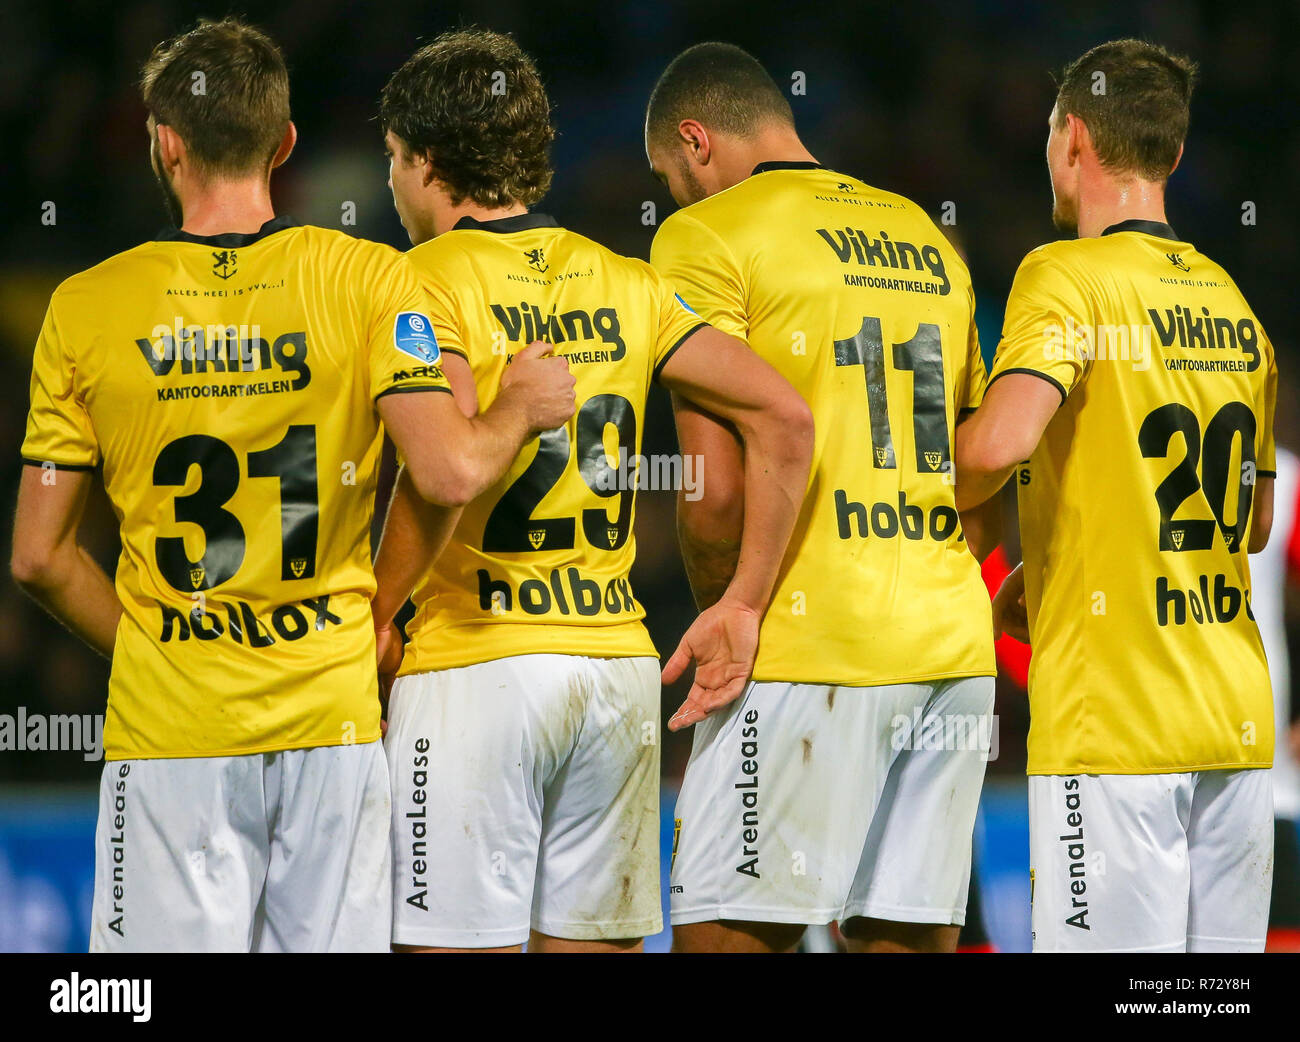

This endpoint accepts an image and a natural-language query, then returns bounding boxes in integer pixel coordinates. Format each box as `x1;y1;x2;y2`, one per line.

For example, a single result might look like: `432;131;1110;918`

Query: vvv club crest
211;249;238;280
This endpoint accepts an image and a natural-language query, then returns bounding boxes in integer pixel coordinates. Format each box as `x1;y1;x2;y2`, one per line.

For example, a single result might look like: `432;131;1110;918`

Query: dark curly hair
379;28;553;208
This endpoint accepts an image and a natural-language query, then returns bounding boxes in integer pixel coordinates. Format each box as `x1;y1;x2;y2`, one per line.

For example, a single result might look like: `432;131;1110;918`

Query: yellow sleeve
366;250;454;402
648;267;708;383
958;289;988;413
650;211;747;340
1258;336;1277;476
989;248;1092;402
21;297;99;470
409;245;472;364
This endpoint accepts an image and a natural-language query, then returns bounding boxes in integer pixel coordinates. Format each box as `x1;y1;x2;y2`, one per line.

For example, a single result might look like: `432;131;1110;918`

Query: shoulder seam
658;209;745;281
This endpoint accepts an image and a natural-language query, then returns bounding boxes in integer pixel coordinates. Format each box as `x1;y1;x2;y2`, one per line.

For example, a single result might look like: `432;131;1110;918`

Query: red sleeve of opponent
1287;478;1300;580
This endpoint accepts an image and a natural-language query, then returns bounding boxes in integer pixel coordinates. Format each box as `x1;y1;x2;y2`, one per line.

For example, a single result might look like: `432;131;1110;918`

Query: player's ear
270;121;297;170
155;123;184;173
1065;112;1088;166
420;152;440;188
678;119;711;165
1168;140;1184;176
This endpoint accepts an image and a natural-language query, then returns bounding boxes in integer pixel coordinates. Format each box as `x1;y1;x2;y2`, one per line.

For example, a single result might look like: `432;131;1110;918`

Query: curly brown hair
379;29;553;208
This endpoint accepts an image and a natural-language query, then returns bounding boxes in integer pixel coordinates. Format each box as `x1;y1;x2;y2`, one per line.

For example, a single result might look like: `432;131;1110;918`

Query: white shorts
1029;769;1274;952
386;654;661;947
90;741;391;952
670;675;995;927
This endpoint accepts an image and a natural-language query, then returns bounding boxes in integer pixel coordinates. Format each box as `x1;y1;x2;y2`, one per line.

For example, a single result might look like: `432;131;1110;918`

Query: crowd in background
2;0;1296;785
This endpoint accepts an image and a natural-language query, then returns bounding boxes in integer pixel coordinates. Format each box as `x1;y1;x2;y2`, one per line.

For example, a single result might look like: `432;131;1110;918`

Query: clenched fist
499;340;576;434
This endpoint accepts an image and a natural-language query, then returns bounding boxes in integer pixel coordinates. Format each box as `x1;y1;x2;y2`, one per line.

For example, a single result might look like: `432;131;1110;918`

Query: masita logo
393;311;440;364
50;973;151;1022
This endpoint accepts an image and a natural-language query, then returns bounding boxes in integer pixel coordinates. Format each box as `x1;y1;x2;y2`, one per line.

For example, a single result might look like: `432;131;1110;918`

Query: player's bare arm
657;325;815;730
671;393;745;609
379;340;575;507
11;466;122;657
954;373;1062;510
1249;475;1274;552
954;417;1003;562
372;352;481;676
373;352;479;625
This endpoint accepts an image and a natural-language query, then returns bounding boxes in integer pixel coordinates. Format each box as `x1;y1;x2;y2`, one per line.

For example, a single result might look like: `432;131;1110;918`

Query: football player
371;30;813;952
646;42;999;953
10;18;574;952
961;40;1277;952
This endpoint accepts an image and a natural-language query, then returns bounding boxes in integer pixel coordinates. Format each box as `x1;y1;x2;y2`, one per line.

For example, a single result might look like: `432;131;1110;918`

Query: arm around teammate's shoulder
955;373;1061;511
379;341;576;507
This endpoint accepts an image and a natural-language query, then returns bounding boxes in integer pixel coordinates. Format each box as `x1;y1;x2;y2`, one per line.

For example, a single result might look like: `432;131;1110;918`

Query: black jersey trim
21;457;96;472
1258;469;1278;479
1100;219;1181;242
452;212;560;233
653;322;709;384
987;367;1067;404
375;384;455;401
751;161;824;176
156;215;297;248
437;346;469;360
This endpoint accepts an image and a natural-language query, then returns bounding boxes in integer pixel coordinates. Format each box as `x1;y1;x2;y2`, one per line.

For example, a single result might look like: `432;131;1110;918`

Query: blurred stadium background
1;0;1296;951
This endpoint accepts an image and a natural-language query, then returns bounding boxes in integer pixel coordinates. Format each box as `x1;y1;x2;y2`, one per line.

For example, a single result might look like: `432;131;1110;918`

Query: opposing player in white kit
10;19;574;952
371;31;813;952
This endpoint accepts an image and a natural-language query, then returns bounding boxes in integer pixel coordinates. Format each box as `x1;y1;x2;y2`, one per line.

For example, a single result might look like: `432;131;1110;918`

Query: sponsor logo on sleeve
393;311;440;364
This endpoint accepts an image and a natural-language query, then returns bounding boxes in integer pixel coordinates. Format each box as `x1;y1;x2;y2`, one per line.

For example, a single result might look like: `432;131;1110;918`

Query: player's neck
434;198;529;237
1075;175;1169;239
178;177;276;237
737;127;818;175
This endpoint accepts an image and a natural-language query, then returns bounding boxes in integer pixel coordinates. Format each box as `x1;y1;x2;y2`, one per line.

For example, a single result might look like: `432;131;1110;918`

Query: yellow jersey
652;163;995;686
21;218;451;759
990;220;1276;774
399;212;705;674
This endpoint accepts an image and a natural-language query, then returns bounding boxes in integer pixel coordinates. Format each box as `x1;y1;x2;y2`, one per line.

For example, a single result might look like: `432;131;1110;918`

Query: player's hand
375;620;403;738
992;562;1030;644
662;598;761;731
499;340;575;433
